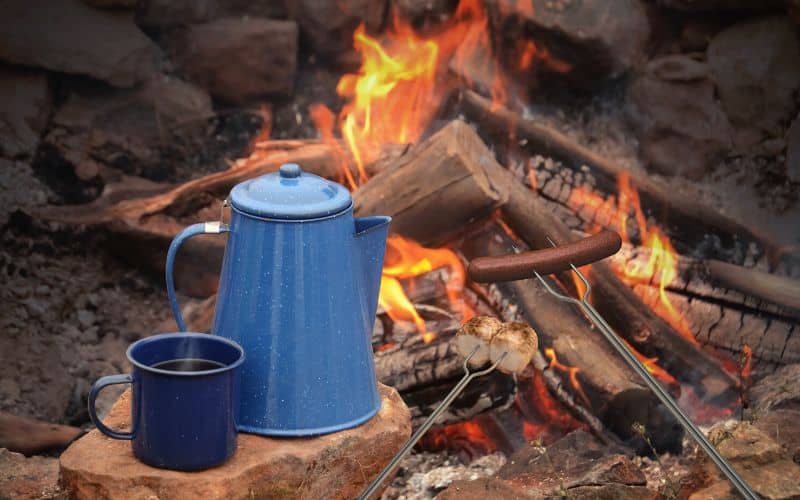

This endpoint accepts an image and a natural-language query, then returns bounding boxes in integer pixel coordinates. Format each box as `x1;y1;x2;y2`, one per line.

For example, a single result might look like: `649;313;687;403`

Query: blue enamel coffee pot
165;163;391;436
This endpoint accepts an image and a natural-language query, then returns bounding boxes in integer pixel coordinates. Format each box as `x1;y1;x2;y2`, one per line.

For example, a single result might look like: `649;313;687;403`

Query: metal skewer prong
358;347;508;500
532;236;758;500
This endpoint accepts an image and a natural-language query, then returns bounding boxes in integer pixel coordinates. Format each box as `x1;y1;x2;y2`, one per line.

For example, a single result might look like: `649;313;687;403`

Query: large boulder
43;75;213;182
707;16;800;147
136;0;289;31
285;0;387;59
0;65;51;159
488;0;651;82
0;0;160;87
171;17;298;104
0;448;59;499
626;54;732;178
60;384;411;499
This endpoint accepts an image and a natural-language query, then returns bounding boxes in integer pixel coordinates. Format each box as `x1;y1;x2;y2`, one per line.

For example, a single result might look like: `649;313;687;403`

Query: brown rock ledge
60;384;411;499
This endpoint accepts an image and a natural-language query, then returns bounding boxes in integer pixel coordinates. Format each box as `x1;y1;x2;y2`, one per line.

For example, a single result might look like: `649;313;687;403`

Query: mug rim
126;332;245;377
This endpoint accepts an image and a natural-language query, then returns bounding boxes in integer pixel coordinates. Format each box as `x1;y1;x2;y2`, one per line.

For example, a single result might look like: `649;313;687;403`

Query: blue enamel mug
88;333;245;471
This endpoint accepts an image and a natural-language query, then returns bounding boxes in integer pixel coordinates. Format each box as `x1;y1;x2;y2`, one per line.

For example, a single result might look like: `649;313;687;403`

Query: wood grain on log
460;89;777;254
353;120;511;245
500;179;738;404
460;223;684;452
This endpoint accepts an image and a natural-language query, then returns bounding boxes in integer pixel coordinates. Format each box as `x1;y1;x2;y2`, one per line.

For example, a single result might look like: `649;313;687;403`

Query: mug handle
166;221;229;331
88;374;134;440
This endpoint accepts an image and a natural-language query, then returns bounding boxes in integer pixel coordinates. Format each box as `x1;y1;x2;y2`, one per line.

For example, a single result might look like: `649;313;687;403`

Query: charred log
460;222;684;453
498;179;738;404
460;89;777;255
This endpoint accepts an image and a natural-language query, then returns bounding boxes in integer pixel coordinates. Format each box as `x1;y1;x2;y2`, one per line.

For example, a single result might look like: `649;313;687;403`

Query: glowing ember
544;348;591;408
381;235;474;341
421;417;500;456
317;0;496;183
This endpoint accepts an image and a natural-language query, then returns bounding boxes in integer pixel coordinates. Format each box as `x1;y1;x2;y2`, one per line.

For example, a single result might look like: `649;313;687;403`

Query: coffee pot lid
229;164;352;220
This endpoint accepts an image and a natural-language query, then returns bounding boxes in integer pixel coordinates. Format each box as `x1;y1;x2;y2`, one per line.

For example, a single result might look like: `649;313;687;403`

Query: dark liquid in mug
151;358;226;372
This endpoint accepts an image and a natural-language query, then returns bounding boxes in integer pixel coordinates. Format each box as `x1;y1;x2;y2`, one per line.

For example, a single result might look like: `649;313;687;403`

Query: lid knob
279;163;302;178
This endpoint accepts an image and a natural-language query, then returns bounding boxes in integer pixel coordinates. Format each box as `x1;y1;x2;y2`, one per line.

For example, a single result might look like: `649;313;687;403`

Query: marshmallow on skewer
455;316;503;366
489;321;538;374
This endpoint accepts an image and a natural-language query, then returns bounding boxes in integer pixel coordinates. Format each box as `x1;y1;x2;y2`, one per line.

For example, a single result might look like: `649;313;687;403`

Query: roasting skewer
358;346;509;500
469;231;758;500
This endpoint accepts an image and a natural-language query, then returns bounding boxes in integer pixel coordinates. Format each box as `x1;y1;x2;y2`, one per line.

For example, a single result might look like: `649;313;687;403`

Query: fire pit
1;0;799;498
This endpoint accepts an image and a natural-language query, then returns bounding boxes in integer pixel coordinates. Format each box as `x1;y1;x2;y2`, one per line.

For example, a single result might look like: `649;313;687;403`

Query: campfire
2;0;799;498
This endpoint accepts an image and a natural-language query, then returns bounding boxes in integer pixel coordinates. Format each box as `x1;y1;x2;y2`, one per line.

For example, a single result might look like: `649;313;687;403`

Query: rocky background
0;0;799;498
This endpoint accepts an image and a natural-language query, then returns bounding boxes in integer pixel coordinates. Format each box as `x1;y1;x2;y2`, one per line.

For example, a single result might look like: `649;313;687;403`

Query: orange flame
544;348;591;408
567;173;698;345
310;1;497;340
381;235;475;342
740;344;753;382
421;417;500;457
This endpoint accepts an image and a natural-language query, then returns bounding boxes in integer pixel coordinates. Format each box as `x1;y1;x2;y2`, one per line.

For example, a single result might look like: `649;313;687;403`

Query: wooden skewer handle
468;230;622;282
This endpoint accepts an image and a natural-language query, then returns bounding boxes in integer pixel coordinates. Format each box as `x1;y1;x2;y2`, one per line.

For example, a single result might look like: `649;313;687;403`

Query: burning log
460;223;684;453
703;260;800;313
460;89;777;254
348;118;736;404
499;179;738;404
353;120;511;245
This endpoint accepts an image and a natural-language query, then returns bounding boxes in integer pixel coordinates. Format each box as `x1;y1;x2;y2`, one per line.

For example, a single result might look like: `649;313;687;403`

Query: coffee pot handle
166;222;229;331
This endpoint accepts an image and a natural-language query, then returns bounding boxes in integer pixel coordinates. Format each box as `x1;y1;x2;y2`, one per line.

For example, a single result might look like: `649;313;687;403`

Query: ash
381;451;507;500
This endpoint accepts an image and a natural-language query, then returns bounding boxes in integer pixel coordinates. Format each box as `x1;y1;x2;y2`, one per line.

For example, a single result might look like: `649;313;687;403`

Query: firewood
456;315;503;366
0;412;83;456
704;260;800;313
499;179;738;404
460;222;684;453
353;120;512;245
460;89;778;255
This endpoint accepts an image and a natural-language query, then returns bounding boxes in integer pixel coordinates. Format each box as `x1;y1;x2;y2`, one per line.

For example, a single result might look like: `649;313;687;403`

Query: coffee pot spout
354;216;391;325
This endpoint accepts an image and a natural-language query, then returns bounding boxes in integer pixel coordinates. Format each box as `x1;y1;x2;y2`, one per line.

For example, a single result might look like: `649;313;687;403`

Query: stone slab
60;384;410;499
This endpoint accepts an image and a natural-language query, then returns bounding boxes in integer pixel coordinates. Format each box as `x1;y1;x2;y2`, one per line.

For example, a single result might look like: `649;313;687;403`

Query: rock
707;16;800;146
0;160;50;225
441;431;655;499
438;477;531;500
488;0;651;81
60;384;411;499
0;65;51;159
657;0;782;12
43;74;212;181
750;363;800;413
83;0;139;8
707;420;784;468
500;430;647;495
0;412;83;456
0;379;21;401
787;114;800;182
137;0;289;31
626;55;732;178
393;0;456;24
0;0;160;87
171;17;297;104
0;448;60;499
691;460;800;500
753;409;800;460
285;0;387;59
